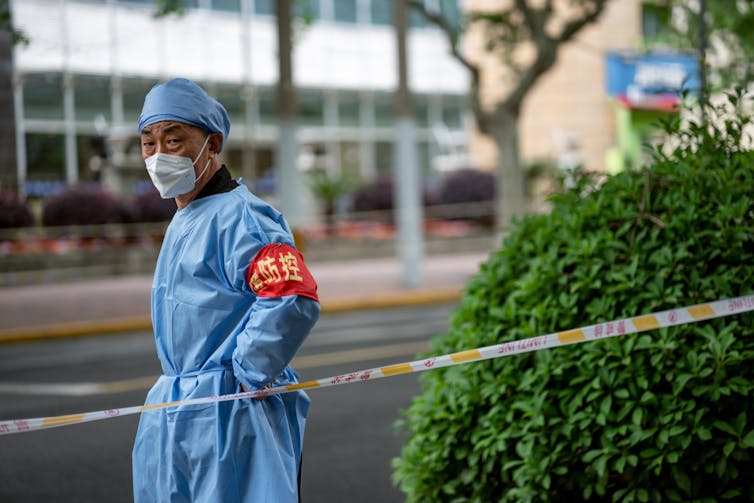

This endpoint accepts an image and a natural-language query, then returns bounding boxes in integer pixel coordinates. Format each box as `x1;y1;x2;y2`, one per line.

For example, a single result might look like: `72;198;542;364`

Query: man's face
140;121;209;163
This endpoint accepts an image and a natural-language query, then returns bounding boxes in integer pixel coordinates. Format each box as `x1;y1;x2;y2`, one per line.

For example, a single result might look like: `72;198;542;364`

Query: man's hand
241;383;270;400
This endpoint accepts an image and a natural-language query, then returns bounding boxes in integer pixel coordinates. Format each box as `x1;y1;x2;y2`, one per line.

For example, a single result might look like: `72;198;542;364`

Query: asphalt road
0;303;457;503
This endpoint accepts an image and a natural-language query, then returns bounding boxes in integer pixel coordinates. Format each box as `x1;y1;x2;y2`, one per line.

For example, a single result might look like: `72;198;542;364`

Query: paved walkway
0;252;489;343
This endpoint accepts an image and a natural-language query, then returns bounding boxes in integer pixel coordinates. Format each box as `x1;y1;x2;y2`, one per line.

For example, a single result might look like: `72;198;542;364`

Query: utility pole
393;0;424;288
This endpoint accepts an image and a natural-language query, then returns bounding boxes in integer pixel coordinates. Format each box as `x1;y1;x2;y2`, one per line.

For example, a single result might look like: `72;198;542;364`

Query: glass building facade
11;0;468;197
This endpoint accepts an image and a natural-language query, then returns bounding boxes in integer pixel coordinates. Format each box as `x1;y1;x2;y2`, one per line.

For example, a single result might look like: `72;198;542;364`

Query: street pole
241;0;256;184
394;0;424;288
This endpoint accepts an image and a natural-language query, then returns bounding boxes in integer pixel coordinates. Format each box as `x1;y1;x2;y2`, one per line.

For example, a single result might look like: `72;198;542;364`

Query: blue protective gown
132;184;320;502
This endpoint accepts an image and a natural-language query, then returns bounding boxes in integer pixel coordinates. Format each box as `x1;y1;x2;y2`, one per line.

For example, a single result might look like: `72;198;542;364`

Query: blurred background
2;1;747;501
0;0;708;286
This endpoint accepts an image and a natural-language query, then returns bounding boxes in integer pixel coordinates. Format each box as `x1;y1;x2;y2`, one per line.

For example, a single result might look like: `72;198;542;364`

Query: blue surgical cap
137;78;231;153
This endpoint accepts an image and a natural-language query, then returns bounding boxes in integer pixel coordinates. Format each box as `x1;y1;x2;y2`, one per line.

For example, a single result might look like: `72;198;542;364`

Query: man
132;78;320;502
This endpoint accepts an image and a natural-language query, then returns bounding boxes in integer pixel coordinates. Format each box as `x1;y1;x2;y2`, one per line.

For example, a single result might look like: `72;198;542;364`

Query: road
0;303;457;502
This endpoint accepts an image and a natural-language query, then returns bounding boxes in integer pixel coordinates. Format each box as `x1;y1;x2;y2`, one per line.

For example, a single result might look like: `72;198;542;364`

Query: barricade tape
2;295;753;436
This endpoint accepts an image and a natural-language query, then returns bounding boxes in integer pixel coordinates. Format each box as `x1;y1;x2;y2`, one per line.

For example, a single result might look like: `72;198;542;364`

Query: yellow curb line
0;316;153;344
320;287;463;314
0;288;463;344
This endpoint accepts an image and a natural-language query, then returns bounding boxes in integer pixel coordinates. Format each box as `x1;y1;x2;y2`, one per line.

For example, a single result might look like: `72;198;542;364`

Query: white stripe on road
0;341;430;397
0;382;104;397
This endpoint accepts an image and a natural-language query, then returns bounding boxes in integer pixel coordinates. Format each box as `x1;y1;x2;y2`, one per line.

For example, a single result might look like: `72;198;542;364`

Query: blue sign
606;51;701;111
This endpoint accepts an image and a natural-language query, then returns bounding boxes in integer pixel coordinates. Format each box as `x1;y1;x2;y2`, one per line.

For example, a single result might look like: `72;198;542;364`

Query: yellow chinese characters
249;249;304;294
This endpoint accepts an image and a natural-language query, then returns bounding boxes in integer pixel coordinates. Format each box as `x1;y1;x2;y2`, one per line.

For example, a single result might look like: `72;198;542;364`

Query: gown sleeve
230;205;320;390
232;294;319;389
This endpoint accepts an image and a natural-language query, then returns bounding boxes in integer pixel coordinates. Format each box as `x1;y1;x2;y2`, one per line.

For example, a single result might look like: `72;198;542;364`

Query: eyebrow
141;123;187;136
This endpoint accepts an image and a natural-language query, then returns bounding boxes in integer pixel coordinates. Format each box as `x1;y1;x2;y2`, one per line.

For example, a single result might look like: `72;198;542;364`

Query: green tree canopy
657;0;754;89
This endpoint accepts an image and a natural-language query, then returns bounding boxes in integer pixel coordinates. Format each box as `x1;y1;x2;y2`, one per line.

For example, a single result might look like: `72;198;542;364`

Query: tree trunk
275;0;302;229
0;27;17;193
490;105;525;232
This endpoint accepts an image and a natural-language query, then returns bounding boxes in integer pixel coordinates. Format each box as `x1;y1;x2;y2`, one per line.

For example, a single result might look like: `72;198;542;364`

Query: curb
0;287;464;345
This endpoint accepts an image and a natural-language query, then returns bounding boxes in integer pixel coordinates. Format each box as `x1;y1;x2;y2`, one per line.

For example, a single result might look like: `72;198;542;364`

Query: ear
208;132;224;155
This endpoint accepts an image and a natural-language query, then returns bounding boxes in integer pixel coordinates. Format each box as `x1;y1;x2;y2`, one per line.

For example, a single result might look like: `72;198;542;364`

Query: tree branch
407;0;477;75
407;0;491;132
557;0;610;43
504;0;609;110
512;0;539;37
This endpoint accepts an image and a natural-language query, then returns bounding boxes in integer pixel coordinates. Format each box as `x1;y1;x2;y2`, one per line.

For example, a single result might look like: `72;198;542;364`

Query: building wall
466;0;642;174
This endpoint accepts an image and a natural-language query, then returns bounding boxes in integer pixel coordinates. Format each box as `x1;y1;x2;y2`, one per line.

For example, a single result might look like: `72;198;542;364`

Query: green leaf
582;449;603;463
696;427;712;441
632;408;644;426
713;420;739;437
723;440;736;457
615;388;630;399
671;465;691;494
741;430;754;448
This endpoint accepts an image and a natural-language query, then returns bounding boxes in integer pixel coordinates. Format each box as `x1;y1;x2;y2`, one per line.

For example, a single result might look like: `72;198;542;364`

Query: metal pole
393;0;424;288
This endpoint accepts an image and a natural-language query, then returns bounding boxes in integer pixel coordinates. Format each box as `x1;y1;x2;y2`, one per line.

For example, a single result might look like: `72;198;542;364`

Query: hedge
393;91;754;502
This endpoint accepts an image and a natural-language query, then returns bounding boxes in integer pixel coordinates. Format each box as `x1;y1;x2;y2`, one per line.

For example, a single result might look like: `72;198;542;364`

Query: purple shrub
132;187;177;222
41;184;134;226
434;168;496;227
437;168;495;205
0;192;35;228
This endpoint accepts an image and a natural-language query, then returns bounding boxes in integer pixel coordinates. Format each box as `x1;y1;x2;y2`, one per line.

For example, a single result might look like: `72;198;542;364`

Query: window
75;75;111;123
299;91;324;126
641;2;670;41
413;96;429;127
23;73;64;120
213;85;244;124
294;0;320;20
411;140;430;177
442;99;463;129
25;133;66;185
370;0;392;25
122;78;160;123
258;91;277;124
338;141;361;179
374;93;393;127
374;141;393;172
337;94;360;127
212;0;240;12
254;0;274;15
334;0;357;23
409;6;427;28
118;0;197;6
255;0;318;19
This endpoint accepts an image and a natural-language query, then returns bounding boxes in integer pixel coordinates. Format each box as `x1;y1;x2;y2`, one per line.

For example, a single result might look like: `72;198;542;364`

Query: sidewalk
0;252;489;343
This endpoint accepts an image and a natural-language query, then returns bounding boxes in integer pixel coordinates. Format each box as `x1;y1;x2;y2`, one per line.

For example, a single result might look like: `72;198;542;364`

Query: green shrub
393;91;754;502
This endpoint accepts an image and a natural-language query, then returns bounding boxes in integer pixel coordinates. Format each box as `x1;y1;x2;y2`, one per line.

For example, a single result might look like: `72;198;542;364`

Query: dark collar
195;165;239;201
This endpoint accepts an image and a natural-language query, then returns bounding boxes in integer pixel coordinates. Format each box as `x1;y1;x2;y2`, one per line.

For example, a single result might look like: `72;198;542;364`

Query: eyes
141;137;183;150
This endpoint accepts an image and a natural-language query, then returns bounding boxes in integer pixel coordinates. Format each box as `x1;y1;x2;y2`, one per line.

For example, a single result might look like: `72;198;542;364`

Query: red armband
246;243;318;301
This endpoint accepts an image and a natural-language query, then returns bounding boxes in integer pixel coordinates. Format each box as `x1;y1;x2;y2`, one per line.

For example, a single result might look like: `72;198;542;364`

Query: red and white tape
2;295;753;436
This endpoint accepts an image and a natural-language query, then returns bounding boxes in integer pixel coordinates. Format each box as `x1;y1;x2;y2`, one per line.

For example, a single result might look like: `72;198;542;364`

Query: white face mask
145;135;212;199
